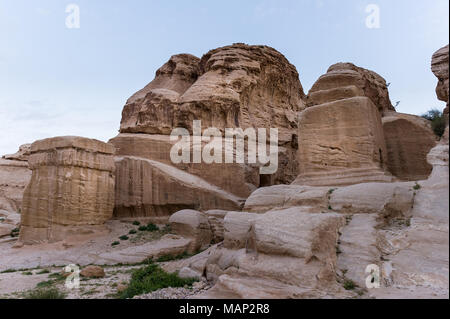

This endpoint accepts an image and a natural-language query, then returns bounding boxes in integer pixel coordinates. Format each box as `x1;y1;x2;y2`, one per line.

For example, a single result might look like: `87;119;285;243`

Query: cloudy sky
0;0;448;155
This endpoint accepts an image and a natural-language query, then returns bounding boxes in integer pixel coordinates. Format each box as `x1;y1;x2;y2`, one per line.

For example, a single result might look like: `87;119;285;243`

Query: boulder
80;265;105;278
169;209;212;252
19;136;116;244
190;209;346;298
382;112;436;181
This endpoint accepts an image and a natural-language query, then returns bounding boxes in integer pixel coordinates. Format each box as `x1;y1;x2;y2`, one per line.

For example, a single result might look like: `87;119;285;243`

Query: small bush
132;221;141;226
156;251;191;262
36;280;55;288
119;235;129;241
24;288;66;299
0;269;17;273
129;229;137;235
22;271;33;276
343;280;356;290
138;226;148;232
10;228;19;237
36;269;50;274
421;109;446;138
146;223;159;232
413;183;421;191
111;241;120;246
120;262;196;299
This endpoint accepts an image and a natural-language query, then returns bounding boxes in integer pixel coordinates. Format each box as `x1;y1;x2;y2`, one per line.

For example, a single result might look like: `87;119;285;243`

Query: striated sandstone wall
19;137;116;244
295;96;392;186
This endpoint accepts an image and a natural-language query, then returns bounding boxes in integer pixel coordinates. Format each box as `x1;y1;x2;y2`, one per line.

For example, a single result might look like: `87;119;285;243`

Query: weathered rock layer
19;137;116;244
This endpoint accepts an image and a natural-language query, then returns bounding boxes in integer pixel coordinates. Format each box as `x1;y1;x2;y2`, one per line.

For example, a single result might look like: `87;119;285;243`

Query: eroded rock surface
110;43;306;218
307;62;394;114
382;112;436;181
431;44;449;120
19;136;116;245
0;144;32;213
295;97;392;186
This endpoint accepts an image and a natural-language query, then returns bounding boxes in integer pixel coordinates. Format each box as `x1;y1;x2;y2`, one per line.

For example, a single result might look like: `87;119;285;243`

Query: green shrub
0;269;17;273
413;183;421;191
129;229;137;235
138;226;148;232
421;109;446;138
343;280;356;290
146;223;159;232
156;251;192;262
36;269;50;274
22;271;33;276
120;263;196;299
119;235;129;241
24;288;66;299
36;280;55;288
132;221;141;226
111;241;120;246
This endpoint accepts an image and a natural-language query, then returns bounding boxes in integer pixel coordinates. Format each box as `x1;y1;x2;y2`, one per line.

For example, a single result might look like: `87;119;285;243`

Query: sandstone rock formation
113;156;244;221
307;62;395;114
431;44;449;121
176;208;348;298
80;265;106;278
295;96;393;186
19;137;116;244
111;43;306;218
382;111;436;181
169;209;212;252
2;144;31;162
0;144;32;213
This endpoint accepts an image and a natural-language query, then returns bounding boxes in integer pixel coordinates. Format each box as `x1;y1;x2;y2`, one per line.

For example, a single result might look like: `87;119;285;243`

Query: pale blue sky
0;0;448;154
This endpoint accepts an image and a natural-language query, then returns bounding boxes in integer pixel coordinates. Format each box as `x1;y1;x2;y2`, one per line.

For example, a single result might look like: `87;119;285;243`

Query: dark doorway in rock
259;174;274;187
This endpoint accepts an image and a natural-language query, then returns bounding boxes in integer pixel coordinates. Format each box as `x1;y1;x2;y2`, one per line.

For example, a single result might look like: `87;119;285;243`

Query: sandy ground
0;219;192;272
0;218;204;299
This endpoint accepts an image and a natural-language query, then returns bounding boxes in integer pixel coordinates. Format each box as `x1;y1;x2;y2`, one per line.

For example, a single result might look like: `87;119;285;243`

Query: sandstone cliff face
295;96;392;186
19;137;116;245
0;144;32;213
113;156;244;221
431;45;449;120
307;62;394;115
111;44;306;218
